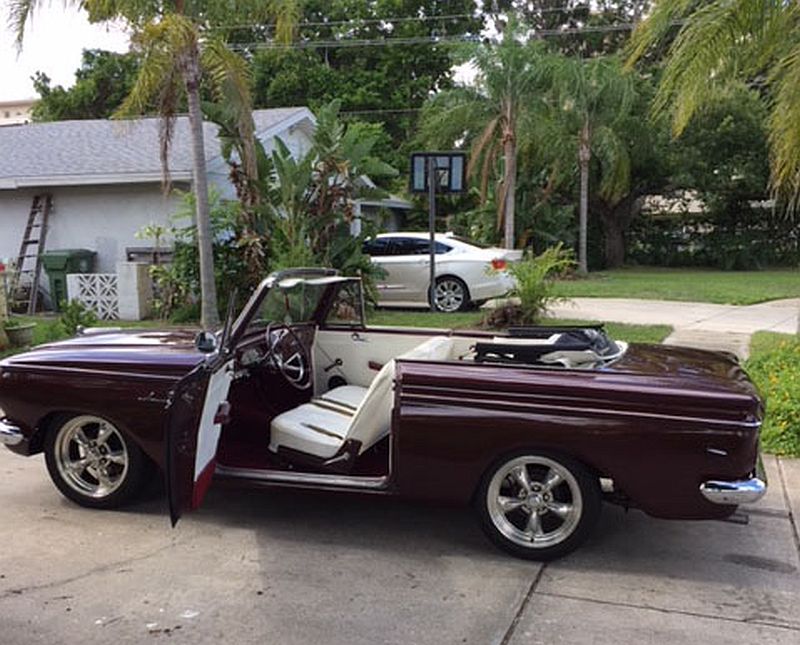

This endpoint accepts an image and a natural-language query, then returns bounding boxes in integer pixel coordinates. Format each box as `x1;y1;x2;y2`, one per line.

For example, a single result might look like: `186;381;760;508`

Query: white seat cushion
319;385;368;410
268;402;351;459
269;336;455;461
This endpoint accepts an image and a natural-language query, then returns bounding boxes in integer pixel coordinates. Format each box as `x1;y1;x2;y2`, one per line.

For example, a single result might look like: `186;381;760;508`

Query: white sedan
363;232;521;312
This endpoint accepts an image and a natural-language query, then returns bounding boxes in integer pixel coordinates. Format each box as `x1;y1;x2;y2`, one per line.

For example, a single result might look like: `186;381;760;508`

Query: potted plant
3;317;37;347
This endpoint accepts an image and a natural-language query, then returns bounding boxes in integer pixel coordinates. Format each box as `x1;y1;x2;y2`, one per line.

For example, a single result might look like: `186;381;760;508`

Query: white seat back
344;336;454;453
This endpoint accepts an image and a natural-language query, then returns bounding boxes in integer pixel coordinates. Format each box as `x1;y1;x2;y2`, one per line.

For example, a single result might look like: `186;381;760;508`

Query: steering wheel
263;323;312;390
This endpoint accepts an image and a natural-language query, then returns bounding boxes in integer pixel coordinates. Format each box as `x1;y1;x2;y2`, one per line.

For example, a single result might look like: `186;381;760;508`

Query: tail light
490;258;507;271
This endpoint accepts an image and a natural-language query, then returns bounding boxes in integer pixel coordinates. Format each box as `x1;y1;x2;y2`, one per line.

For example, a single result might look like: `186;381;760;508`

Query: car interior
214;275;627;482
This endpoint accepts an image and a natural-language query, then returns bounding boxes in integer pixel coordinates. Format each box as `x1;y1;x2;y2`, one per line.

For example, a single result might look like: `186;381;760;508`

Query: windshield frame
227;268;363;347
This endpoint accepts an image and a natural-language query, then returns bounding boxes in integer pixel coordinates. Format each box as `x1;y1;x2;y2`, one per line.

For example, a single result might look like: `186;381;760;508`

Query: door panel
314;329;437;390
166;357;234;526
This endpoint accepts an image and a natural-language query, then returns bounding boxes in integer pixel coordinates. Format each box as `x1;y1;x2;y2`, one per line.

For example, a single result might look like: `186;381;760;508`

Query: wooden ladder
9;194;52;315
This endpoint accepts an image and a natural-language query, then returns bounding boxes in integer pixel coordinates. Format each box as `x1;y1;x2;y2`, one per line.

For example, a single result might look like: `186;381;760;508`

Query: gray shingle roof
0;107;309;188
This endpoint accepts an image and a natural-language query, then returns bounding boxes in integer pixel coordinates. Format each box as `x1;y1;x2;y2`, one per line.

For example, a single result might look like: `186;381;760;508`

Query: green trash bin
42;249;97;311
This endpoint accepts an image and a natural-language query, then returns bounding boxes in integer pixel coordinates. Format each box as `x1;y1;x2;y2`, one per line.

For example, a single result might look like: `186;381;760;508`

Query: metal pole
428;156;437;312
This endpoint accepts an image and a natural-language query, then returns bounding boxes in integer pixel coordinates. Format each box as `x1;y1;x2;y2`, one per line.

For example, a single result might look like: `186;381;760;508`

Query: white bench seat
269;336;454;460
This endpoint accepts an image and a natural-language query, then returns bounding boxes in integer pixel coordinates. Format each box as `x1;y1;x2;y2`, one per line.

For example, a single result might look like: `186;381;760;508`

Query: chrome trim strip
0;419;24;446
214;464;390;490
2;364;182;382
700;455;767;505
402;391;762;429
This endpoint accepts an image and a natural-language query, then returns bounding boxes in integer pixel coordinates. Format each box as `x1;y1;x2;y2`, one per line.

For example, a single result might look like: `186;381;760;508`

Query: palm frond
626;0;701;68
467;117;500;177
201;36;257;181
593;125;631;205
650;0;787;134
269;0;301;45
768;43;800;209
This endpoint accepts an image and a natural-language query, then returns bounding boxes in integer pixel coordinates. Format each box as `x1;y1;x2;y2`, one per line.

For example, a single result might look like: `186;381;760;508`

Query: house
0;99;36;127
0;107;410;282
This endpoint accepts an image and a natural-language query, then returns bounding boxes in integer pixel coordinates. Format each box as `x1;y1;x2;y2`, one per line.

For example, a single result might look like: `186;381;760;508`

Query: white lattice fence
66;274;119;320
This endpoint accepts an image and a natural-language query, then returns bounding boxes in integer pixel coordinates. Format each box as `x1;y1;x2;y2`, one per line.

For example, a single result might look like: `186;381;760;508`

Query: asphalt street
1;449;799;644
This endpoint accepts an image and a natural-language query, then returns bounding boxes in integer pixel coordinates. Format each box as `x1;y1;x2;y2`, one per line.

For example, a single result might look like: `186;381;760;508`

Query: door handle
351;332;369;343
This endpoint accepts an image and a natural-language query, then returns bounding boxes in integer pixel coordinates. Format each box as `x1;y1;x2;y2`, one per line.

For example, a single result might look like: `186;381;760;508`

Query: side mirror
195;331;217;354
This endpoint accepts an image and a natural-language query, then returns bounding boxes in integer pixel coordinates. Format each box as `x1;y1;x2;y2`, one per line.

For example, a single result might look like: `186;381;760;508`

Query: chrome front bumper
0;419;24;447
700;456;767;505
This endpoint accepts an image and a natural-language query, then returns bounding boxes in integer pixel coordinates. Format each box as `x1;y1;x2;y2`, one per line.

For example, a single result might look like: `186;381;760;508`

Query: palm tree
10;0;298;329
418;27;548;249
544;55;636;274
627;0;800;205
627;0;800;332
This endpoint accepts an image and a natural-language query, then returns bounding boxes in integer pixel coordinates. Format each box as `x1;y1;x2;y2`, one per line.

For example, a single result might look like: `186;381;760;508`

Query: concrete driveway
1;449;799;644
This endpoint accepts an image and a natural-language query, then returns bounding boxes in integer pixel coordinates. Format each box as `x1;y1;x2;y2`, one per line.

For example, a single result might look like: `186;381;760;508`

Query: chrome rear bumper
0;419;24;447
700;456;767;505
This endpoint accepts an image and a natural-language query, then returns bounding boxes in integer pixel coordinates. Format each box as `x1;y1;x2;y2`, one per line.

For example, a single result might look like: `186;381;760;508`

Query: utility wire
208;6;603;32
227;21;666;51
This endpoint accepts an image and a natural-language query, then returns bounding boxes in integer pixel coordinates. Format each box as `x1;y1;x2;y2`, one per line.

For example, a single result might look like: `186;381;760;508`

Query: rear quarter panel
393;360;760;519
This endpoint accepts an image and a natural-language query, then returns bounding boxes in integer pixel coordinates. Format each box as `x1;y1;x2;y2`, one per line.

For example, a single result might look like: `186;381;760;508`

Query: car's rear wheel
432;276;470;312
44;414;148;509
476;451;601;560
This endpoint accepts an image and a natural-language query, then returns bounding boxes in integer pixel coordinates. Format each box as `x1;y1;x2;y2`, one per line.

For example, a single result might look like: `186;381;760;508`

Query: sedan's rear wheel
44;414;148;509
433;276;470;313
476;451;601;560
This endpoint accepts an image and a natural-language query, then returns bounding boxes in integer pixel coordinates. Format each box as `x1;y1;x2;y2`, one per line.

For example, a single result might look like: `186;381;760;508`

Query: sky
0;3;129;102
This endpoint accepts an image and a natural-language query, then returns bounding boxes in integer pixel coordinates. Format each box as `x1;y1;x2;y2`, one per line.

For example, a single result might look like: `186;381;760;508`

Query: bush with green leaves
745;333;800;457
59;300;98;336
483;244;575;327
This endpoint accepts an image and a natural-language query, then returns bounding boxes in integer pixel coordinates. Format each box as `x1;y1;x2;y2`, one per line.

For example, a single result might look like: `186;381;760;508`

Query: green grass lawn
745;332;800;457
367;309;672;344
553;267;800;305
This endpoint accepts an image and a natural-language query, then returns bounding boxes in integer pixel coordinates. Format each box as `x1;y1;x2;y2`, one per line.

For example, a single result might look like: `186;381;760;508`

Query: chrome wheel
486;455;583;549
54;415;129;499
434;277;467;312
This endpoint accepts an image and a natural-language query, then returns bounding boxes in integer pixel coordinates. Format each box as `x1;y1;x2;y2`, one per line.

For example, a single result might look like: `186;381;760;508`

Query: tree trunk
578;119;591;275
185;48;220;329
603;214;626;268
503;131;516;249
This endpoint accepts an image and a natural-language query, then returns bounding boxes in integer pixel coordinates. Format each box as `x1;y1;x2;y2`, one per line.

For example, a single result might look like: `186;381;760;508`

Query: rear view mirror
195;331;217;354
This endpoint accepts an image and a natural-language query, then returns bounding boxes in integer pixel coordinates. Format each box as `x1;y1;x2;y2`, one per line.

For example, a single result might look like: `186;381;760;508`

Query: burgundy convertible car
0;269;767;559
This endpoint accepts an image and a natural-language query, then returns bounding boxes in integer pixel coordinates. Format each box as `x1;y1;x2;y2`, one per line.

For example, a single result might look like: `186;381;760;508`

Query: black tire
431;276;470;313
475;450;601;560
44;413;149;509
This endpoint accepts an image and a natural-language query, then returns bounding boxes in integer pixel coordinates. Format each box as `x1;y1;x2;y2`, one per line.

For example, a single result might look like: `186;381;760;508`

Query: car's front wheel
44;414;149;509
432;276;470;312
476;451;601;560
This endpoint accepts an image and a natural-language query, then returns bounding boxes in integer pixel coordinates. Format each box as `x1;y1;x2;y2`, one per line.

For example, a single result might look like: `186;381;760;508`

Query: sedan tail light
490;258;507;271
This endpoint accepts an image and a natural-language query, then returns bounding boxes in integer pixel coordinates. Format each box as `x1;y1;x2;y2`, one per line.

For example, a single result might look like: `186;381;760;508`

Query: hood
0;328;205;377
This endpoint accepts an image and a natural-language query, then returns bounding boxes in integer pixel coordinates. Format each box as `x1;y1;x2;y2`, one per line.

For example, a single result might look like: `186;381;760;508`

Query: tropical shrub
59;300;98;336
483;243;576;327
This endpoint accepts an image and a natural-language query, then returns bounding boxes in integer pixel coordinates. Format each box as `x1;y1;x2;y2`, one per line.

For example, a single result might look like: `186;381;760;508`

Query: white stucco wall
0;183;185;274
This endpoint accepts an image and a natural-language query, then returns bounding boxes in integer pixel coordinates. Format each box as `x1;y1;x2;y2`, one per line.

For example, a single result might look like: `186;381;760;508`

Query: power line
227;21;663;51
208;6;603;32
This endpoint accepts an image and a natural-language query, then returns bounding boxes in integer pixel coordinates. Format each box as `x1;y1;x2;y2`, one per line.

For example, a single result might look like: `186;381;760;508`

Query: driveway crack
534;590;800;633
0;539;181;601
498;564;546;645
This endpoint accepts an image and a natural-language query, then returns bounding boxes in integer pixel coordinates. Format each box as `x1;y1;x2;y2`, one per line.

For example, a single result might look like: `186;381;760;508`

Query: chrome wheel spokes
487;456;583;549
434;279;465;312
54;416;129;499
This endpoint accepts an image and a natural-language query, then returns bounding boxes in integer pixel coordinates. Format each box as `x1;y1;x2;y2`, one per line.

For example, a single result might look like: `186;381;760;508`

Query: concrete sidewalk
547;297;799;335
547;297;798;357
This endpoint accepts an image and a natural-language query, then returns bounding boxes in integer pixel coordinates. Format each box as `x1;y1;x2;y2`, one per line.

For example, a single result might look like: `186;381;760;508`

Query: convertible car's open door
165;304;236;526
